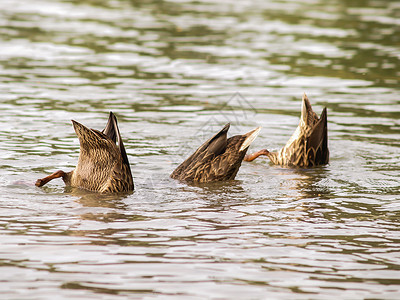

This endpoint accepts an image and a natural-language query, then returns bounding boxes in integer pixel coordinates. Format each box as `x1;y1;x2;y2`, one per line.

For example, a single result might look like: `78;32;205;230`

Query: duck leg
36;170;66;187
243;149;270;162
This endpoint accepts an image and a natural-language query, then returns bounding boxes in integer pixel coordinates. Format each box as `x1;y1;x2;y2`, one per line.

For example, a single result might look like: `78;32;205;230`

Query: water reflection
71;187;131;209
294;167;332;200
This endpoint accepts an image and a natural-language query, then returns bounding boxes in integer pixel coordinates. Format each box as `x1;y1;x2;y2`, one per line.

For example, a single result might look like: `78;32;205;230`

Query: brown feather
271;94;329;167
245;93;329;168
171;124;261;183
36;112;134;193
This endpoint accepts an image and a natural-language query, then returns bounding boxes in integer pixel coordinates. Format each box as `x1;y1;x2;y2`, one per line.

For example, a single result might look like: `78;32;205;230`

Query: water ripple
0;0;400;298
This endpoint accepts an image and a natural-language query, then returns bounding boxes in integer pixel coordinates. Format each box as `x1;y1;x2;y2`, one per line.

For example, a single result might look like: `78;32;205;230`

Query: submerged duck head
36;112;134;193
244;93;329;167
171;123;261;183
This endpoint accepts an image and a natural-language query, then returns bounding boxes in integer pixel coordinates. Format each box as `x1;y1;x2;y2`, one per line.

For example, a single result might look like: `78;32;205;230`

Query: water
1;0;400;298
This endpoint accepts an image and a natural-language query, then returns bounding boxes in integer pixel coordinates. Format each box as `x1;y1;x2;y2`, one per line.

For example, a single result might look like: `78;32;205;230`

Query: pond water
1;0;400;298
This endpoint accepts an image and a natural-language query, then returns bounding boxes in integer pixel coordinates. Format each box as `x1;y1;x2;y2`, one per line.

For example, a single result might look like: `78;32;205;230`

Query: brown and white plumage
171;123;261;183
244;93;329;167
36;112;134;193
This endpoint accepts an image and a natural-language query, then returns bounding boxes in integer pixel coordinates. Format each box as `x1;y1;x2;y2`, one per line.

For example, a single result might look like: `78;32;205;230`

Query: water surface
0;0;400;298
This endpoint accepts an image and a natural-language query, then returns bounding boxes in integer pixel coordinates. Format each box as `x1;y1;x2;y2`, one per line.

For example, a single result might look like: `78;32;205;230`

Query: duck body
244;93;329;167
171;123;261;183
36;112;134;193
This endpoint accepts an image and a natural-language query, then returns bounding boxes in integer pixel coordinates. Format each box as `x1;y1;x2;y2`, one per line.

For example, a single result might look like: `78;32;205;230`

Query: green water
0;0;399;298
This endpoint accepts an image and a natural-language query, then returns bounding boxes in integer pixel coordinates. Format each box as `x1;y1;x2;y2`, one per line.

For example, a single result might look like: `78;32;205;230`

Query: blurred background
0;0;399;298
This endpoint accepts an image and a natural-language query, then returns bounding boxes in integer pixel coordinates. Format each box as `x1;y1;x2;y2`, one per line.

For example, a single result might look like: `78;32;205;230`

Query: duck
171;123;261;183
244;93;329;167
36;112;134;193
